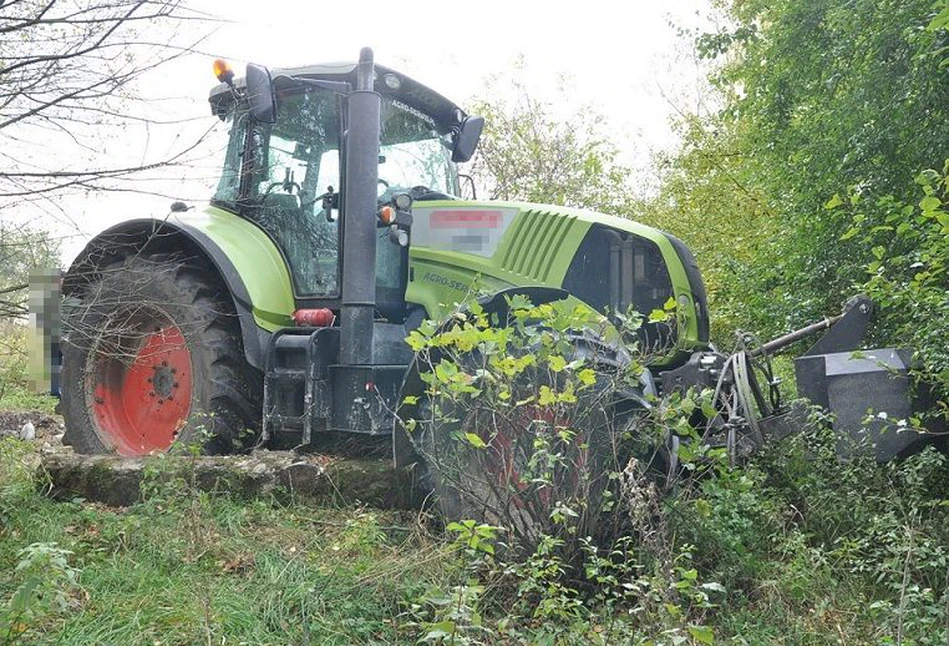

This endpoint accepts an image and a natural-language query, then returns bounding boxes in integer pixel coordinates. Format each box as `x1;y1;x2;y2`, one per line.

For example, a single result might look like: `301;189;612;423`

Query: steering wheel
262;180;302;198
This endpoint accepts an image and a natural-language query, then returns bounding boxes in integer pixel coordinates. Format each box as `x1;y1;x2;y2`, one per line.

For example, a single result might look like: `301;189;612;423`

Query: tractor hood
208;61;468;136
402;200;711;360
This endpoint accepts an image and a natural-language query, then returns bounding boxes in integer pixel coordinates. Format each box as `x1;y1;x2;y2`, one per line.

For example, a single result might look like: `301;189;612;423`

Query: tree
468;77;640;216
0;222;60;319
0;0;212;319
0;1;212;202
645;115;785;342
653;0;949;342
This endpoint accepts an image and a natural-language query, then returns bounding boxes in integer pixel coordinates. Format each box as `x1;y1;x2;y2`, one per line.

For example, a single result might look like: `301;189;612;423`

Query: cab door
240;88;343;300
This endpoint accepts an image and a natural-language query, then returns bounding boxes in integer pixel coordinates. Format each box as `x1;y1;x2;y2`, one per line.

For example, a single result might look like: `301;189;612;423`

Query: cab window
245;89;341;298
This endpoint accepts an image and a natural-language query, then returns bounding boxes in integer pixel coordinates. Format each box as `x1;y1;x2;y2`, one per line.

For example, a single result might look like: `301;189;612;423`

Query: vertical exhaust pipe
340;47;380;366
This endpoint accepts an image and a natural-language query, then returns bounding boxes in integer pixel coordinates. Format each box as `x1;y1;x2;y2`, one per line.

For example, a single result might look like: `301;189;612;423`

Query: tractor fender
64;210;296;371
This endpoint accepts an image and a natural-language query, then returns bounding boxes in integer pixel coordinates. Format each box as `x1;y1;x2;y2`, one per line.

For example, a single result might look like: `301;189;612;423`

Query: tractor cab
207;61;480;321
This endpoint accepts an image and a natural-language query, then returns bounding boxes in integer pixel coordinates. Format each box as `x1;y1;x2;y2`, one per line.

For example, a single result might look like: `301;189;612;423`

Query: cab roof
208;61;466;134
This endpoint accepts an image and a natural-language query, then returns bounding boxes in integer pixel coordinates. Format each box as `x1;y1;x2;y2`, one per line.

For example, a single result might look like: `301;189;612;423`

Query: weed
1;542;81;645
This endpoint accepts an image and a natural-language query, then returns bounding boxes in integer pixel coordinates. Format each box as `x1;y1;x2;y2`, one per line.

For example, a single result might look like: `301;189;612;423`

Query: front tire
398;340;647;548
61;255;261;456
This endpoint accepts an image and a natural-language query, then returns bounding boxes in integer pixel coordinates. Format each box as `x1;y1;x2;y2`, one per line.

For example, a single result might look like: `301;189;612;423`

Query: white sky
26;0;719;264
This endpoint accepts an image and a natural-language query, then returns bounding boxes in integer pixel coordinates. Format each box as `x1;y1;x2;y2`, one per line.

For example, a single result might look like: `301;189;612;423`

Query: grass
4;430;946;645
0;326;447;645
0;387;57;416
1;326;948;645
0;442;449;645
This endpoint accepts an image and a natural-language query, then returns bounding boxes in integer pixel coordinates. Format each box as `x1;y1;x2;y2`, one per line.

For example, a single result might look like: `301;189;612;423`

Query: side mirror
451;115;484;163
246;63;277;124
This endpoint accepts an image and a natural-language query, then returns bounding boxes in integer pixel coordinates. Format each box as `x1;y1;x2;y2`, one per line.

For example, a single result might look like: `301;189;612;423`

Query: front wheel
61;255;262;456
398;343;652;548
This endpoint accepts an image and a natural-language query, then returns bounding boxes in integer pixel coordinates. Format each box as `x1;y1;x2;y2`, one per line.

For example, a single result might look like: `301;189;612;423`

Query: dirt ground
0;409;65;444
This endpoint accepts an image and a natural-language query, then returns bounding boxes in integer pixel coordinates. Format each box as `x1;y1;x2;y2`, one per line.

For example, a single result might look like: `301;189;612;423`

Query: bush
400;295;673;558
400;294;949;644
837;162;949;424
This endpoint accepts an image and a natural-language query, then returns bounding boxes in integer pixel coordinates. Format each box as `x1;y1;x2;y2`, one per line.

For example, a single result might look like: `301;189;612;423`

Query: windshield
379;99;459;197
212;85;455;302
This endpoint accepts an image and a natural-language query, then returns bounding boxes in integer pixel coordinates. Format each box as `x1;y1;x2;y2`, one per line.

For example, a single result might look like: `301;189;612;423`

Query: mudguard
64;206;295;370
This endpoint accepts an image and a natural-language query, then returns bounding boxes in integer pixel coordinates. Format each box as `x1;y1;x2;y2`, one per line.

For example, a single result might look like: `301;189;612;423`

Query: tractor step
261;323;414;445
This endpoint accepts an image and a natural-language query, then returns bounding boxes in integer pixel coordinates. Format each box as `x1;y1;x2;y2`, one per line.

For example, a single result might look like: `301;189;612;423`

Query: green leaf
464;432;486;448
423;620;456;639
577;368;597;386
695;498;712;518
920;195;942;213
700;582;727;593
548;355;567;372
824;193;843;209
688;625;715;644
927;5;949;31
445;521;471;533
648;308;668;323
538;385;557;406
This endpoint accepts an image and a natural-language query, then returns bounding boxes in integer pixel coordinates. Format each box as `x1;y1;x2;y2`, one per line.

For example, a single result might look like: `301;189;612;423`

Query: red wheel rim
484;406;575;508
89;322;192;456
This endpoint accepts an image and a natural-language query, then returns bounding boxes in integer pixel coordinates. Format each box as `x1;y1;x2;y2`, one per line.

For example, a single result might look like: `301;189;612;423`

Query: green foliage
0;442;445;644
0;322;57;413
399;295;949;643
400;296;730;643
0;438;36;528
403;296;667;558
1;542;81;645
839;163;949;410
653;0;949;343
1;387;948;643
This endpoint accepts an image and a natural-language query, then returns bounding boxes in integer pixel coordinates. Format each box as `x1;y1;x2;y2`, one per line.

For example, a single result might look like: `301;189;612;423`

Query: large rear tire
61;255;262;456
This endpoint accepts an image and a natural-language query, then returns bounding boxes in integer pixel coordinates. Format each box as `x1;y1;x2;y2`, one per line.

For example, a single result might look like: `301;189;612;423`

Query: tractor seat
251;192;337;295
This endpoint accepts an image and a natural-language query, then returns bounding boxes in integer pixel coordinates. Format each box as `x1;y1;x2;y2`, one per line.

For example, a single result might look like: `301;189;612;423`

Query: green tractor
58;48;718;512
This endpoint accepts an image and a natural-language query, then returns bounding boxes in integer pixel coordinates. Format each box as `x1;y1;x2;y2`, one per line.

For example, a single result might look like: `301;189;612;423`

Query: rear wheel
61;255;261;456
